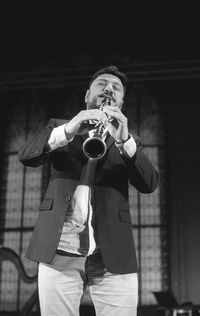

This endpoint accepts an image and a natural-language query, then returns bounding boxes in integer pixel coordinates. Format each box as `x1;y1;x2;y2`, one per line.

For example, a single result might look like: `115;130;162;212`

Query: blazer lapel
80;133;89;143
105;133;115;150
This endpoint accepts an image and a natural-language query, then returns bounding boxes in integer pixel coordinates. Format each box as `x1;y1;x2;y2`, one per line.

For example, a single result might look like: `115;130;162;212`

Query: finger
104;106;122;112
104;108;125;123
103;106;123;117
87;123;96;131
81;122;96;129
80;109;107;122
90;110;107;121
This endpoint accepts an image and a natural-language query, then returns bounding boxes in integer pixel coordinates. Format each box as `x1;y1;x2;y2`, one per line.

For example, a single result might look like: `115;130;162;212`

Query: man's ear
85;90;89;103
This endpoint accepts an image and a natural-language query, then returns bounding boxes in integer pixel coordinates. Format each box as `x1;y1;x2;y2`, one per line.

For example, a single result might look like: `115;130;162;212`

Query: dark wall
166;82;200;304
1;3;200;72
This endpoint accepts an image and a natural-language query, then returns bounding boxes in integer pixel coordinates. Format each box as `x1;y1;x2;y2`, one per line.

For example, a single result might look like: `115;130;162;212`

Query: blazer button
65;196;71;203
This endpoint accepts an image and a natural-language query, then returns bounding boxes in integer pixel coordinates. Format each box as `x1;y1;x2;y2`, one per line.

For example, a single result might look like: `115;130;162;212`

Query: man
18;66;159;316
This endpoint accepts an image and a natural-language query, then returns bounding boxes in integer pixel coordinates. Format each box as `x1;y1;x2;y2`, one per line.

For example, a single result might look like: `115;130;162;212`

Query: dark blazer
18;118;159;274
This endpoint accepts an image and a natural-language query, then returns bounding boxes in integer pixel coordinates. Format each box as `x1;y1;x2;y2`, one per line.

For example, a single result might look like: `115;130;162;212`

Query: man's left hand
104;106;129;143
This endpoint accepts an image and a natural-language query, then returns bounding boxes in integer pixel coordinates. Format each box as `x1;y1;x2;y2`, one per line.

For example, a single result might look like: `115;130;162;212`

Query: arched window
0;74;168;312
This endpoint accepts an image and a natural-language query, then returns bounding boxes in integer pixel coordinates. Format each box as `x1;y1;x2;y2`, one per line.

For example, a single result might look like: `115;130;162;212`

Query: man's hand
104;106;129;143
64;109;107;140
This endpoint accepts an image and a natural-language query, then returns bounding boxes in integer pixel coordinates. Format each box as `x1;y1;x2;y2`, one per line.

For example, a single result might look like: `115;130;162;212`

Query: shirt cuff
115;135;137;158
48;124;74;151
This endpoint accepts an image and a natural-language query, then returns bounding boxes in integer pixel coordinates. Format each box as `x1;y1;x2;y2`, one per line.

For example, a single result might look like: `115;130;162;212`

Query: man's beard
86;95;101;110
86;93;116;110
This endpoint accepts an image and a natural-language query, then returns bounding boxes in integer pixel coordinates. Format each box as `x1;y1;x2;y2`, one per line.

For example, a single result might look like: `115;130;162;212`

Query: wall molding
1;60;200;91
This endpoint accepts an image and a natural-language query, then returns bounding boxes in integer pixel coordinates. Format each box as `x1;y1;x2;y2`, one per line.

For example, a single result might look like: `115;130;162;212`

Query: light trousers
38;252;138;316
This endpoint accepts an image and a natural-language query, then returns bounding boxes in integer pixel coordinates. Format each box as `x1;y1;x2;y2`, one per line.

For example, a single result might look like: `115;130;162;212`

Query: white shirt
48;123;137;256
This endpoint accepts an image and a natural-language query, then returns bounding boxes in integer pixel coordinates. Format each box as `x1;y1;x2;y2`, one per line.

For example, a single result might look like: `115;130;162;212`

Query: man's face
85;73;124;110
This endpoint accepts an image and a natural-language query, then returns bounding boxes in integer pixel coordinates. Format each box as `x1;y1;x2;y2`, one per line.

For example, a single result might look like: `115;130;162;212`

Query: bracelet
115;134;131;145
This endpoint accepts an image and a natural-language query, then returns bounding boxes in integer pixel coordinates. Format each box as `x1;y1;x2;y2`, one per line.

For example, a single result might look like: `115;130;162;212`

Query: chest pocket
40;198;54;211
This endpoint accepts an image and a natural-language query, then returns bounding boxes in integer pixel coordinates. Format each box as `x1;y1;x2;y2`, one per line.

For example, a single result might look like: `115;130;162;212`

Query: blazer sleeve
18;118;65;167
124;134;159;194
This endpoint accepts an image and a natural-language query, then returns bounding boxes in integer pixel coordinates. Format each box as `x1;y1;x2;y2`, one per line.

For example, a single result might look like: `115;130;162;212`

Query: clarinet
82;90;113;159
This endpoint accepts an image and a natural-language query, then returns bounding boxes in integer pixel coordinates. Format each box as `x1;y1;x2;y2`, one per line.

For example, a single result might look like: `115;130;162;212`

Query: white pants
38;253;138;316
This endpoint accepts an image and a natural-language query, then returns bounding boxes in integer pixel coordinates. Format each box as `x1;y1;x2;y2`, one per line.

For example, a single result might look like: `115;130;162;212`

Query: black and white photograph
0;2;200;315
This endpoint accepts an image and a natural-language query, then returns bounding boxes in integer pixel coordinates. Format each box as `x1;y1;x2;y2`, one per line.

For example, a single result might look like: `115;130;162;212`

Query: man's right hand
64;109;107;140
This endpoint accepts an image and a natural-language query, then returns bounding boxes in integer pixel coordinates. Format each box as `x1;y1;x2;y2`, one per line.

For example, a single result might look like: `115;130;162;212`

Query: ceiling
1;2;200;73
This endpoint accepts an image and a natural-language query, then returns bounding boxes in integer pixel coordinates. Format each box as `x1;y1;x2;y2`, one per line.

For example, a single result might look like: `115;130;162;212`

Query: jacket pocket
119;209;132;224
39;198;54;211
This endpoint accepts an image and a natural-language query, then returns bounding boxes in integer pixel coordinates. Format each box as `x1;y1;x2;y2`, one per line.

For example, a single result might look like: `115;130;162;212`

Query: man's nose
104;83;114;94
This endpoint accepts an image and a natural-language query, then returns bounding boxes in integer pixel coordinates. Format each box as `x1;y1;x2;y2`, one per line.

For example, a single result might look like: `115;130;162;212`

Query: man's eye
113;86;121;91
